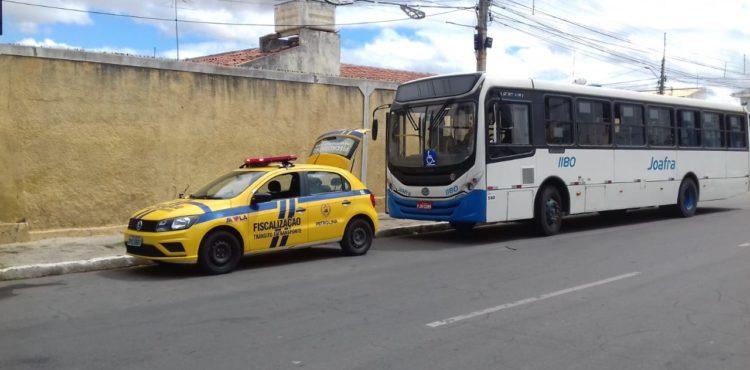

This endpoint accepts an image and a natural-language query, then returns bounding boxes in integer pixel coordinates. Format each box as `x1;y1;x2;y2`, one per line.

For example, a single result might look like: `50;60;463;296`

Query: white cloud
7;1;92;33
160;40;254;59
18;37;144;57
17;37;78;49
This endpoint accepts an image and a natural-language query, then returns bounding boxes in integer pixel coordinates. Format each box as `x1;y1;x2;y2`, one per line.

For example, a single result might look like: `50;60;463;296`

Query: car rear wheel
340;218;373;256
198;230;242;275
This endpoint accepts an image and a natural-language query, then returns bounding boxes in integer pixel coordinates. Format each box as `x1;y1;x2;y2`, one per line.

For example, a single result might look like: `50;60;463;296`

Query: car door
305;129;368;171
249;172;308;251
302;171;354;243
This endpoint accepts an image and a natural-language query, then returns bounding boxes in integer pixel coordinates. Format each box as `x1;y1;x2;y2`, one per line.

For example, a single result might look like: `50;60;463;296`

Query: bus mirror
372;119;379;141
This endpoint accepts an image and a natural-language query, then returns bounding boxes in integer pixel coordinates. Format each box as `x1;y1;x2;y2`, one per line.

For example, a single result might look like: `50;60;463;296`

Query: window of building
727;115;747;149
702;112;723;148
678;110;701;147
647;106;674;146
614;103;645;146
577;99;612;146
545;96;573;145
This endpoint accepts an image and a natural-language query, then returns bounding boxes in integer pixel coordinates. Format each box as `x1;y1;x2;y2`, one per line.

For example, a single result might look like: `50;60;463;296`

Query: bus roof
403;73;745;113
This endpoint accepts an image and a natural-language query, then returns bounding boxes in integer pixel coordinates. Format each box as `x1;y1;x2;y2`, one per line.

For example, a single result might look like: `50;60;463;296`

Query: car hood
129;199;230;220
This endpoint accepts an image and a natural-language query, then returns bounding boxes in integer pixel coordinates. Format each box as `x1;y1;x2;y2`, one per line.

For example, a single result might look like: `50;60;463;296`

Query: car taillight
370;194;376;207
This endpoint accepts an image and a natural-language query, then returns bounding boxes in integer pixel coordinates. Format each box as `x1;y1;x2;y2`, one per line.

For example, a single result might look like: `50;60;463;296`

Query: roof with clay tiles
188;47;433;84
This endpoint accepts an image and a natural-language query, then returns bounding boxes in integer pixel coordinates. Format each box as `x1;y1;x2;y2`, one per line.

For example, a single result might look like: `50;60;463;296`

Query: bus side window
647;106;675;147
615;103;645;146
545;96;573;145
728;115;748;148
487;101;500;145
577;99;611;146
503;103;530;145
702;112;723;148
678;110;701;147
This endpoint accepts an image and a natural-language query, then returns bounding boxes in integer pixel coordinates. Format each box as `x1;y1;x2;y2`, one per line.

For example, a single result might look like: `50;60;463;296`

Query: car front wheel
198;230;242;275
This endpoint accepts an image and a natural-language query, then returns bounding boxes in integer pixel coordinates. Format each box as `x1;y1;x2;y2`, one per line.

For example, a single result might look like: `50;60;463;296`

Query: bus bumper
386;189;487;223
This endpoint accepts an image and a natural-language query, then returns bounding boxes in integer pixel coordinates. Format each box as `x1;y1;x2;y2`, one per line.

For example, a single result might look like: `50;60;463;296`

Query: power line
488;2;748;90
494;0;747;78
3;0;464;27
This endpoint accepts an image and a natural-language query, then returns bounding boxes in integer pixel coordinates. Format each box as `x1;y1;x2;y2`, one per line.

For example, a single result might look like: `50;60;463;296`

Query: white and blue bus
383;73;749;235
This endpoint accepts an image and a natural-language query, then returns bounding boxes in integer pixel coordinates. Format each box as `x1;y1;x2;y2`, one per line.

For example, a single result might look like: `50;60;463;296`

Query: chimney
255;0;341;76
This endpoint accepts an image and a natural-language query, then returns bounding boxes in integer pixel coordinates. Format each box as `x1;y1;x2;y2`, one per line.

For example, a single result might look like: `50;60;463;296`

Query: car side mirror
251;192;273;204
372;119;379;141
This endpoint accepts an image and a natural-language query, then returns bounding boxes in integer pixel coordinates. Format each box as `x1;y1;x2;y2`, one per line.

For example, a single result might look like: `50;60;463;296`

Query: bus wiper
405;107;420;132
429;102;450;130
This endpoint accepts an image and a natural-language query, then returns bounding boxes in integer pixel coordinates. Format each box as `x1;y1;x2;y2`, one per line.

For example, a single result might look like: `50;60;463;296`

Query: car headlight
156;216;200;232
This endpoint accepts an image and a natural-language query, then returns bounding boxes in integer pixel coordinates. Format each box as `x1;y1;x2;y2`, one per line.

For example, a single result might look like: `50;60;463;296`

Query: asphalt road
2;195;750;370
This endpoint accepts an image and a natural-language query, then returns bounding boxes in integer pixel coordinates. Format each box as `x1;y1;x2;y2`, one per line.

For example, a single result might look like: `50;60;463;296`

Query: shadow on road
99;245;345;281
0;281;66;300
99;206;738;279
377;206;737;251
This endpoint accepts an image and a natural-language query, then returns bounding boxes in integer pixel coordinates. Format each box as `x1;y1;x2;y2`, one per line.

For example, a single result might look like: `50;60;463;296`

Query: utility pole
174;0;180;60
475;0;491;72
658;32;666;95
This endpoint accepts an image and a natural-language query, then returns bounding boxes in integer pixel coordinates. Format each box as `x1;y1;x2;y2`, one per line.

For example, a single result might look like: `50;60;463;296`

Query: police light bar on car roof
242;155;297;168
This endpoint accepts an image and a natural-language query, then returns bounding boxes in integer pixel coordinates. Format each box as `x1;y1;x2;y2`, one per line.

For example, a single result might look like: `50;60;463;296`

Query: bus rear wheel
535;186;563;236
675;179;698;218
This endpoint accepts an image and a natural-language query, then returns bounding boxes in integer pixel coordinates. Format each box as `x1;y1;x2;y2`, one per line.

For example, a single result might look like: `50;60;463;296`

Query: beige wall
0;53;395;235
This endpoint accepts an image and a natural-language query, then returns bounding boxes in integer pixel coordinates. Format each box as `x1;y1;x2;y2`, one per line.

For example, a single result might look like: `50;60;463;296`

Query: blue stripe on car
194;190;370;226
298;190;370;203
279;199;296;247
195;202;276;224
183;201;212;213
278;199;287;219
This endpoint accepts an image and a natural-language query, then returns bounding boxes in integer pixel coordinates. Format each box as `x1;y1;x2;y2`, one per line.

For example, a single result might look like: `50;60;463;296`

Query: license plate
416;201;432;210
127;235;143;247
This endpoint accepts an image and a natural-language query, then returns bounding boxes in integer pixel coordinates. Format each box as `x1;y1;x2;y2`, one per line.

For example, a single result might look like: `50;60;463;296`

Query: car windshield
190;171;265;200
388;101;476;168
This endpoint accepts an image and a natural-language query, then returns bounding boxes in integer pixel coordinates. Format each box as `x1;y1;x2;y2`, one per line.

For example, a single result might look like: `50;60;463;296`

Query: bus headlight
465;178;479;191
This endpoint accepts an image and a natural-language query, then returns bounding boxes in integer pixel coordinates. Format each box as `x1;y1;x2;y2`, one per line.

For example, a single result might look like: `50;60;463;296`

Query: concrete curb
0;223;451;281
0;256;152;281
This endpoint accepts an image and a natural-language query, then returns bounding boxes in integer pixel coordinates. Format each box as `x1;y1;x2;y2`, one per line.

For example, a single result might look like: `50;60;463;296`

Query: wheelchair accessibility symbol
424;149;437;167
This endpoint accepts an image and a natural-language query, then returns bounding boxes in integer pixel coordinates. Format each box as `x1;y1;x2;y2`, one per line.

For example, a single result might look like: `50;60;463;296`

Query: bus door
486;98;534;221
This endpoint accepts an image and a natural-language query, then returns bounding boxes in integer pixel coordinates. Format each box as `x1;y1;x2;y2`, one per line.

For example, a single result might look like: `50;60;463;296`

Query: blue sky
1;0;748;103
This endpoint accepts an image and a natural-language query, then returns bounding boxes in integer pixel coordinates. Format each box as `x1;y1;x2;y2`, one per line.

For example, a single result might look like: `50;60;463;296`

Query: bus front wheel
450;221;476;234
535;186;563;236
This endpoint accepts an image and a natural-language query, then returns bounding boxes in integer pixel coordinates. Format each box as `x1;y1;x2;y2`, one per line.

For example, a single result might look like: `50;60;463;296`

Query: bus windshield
388;101;476;168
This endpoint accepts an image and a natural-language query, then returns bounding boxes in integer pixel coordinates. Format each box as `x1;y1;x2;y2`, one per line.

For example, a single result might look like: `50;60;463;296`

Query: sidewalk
0;214;449;280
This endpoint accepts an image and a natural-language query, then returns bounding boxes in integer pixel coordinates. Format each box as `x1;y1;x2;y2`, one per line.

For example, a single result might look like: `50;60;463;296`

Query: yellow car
124;130;378;274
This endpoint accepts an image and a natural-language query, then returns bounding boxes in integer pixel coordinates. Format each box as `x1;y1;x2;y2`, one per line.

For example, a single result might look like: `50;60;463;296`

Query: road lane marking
426;271;642;328
739;242;750;248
